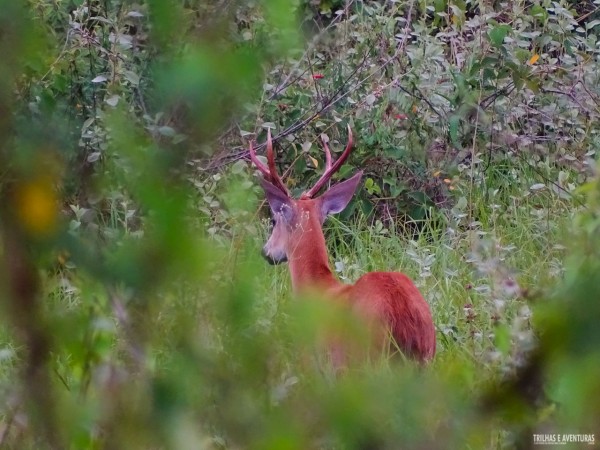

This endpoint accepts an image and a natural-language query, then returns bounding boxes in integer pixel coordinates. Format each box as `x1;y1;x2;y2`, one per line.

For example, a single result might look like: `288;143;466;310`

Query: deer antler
304;124;354;198
248;129;289;195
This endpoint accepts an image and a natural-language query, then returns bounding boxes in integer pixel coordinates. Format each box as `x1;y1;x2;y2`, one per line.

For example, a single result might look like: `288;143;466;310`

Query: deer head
249;126;362;266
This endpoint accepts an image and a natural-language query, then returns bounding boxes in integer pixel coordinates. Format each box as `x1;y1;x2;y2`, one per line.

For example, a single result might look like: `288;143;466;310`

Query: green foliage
0;0;599;449
231;0;600;221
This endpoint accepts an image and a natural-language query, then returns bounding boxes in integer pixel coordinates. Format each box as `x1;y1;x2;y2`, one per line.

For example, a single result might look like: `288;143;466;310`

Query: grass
0;152;583;449
320;163;571;368
0;157;589;449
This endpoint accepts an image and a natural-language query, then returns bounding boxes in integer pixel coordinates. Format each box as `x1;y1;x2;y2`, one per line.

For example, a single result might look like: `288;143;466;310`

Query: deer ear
260;178;294;223
319;171;363;218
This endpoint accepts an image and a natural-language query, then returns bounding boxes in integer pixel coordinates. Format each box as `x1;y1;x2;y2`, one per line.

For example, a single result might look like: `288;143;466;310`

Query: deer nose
261;247;287;265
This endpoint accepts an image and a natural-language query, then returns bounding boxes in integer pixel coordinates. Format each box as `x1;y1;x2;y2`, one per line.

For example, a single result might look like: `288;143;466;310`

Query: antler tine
249;140;271;179
248;130;289;195
305;125;354;198
265;129;290;195
321;135;332;172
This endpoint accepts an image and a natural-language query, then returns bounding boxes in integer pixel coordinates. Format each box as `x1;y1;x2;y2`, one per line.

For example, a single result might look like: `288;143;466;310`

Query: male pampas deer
250;126;435;365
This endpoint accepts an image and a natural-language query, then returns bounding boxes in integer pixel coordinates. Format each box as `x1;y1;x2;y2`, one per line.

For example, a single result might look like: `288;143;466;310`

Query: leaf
158;126;176;137
530;5;548;22
409;190;432;204
359;198;374;216
528;54;540;65
564;38;574;56
449;115;461;149
123;70;140;86
449;4;465;26
365;94;377;106
364;178;381;195
586;19;600;30
105;95;120;107
261;122;276;129
82;117;95;130
231;160;247;174
301;141;312;153
530;183;546;191
456;196;468;210
173;134;187;145
111;33;133;48
524;78;540;93
255;155;268;166
389;184;404;198
88;16;113;25
383;176;397;187
488;25;511;48
308;155;318;168
512;70;524;90
87;152;101;163
91;75;108;83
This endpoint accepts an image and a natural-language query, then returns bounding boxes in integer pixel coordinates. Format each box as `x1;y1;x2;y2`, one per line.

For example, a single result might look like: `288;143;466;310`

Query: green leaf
512;72;524;90
488;25;511;48
383;176;396;187
449;115;461;149
359;198;374;216
530;5;548;23
586;19;600;30
434;0;447;13
123;70;140;86
231;160;247;174
365;178;381;195
524;78;540;93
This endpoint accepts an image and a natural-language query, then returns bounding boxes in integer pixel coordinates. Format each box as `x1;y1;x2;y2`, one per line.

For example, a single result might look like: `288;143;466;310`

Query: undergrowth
1;0;599;448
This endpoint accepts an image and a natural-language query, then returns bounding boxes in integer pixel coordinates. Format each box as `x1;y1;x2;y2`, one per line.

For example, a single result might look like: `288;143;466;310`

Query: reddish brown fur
277;199;435;364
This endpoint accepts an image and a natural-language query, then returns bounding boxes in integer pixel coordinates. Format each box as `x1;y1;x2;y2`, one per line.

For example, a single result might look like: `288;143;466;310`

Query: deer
249;126;436;366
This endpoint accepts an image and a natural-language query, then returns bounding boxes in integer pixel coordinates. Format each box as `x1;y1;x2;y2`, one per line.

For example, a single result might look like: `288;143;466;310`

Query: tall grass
0;137;589;449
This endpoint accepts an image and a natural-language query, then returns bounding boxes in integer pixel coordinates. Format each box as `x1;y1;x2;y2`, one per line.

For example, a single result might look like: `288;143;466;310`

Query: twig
258;1;417;147
541;87;594;115
480;83;515;110
268;1;356;100
396;83;445;118
576;5;600;24
208;1;417;172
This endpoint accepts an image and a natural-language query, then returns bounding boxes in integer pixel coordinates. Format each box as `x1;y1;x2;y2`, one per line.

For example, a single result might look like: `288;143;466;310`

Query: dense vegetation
1;0;599;448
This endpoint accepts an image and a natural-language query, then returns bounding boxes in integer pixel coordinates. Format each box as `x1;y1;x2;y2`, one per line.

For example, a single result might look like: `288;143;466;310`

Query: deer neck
287;206;338;293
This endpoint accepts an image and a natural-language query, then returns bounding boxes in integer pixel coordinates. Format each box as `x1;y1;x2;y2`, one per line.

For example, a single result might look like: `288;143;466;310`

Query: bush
0;0;599;449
